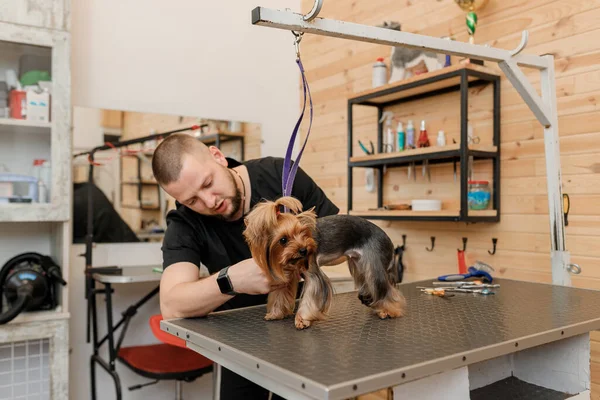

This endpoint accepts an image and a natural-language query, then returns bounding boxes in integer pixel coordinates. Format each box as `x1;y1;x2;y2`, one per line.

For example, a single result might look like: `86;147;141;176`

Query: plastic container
468;180;491;210
437;130;446;146
411;199;442;211
372;57;388;88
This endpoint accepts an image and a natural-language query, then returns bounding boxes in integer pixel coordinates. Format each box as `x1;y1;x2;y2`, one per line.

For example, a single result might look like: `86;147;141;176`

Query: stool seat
118;343;213;381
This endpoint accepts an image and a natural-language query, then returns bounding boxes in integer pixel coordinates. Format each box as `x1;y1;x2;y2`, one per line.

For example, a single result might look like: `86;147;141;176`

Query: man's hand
228;258;285;295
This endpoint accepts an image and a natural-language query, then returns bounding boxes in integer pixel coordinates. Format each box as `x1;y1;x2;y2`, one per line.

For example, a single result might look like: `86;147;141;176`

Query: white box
26;89;50;123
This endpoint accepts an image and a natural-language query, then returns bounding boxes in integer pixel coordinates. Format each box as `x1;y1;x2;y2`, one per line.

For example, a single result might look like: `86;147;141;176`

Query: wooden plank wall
299;0;600;396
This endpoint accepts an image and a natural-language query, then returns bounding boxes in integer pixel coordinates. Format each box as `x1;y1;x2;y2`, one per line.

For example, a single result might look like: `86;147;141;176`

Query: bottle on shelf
397;121;405;151
417;120;430;148
372;57;388;88
379;111;395;153
406;120;415;149
437;130;446;146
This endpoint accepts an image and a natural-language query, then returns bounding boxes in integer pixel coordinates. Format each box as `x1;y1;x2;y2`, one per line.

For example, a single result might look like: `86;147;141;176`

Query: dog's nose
299;248;307;257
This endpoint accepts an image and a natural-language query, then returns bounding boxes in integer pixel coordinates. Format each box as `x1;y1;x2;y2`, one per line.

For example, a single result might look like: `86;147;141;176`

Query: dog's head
243;196;317;283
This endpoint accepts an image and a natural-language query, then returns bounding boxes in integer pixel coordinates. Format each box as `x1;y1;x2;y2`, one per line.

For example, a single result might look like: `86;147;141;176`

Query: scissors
358;140;375;155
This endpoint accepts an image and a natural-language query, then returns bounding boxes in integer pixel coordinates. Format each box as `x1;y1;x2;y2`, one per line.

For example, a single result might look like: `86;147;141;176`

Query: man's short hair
151;133;206;185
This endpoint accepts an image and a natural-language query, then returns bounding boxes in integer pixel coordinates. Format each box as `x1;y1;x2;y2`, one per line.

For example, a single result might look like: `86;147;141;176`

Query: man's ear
209;145;228;166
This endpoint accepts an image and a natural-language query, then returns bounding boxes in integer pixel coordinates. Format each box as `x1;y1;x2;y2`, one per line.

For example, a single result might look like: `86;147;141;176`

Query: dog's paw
264;312;285;321
375;306;404;319
294;314;312;330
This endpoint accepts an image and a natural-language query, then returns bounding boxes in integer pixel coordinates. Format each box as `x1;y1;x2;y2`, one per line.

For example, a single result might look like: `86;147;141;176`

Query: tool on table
438;261;495;283
419;287;454;298
447;287;495;295
432;281;499;289
358;140;375;155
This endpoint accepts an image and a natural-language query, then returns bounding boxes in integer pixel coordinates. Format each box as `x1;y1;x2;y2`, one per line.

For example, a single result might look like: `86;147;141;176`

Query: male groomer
152;133;339;399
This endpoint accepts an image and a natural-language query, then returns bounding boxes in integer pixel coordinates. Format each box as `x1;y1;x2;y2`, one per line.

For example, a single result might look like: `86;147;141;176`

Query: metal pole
540;55;579;285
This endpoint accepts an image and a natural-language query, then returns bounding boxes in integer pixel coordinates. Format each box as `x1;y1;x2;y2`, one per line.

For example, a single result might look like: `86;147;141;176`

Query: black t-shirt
161;156;340;311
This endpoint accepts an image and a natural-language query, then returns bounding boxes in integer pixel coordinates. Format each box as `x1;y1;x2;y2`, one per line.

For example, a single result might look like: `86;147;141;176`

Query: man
151;133;339;399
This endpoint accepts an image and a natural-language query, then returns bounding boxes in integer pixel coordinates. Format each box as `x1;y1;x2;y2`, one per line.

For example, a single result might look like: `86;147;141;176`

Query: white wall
71;0;301;158
69;1;301;399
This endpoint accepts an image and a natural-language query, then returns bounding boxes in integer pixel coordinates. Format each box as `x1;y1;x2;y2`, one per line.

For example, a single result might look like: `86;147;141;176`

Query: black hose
0;291;32;325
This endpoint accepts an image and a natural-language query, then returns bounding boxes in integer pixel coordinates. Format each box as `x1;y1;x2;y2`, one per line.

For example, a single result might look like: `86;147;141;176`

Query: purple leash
282;52;313;210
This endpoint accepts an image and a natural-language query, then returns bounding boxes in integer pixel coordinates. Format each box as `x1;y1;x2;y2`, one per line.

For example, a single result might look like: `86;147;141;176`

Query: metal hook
510;30;529;57
291;30;303;59
458;237;467;252
426;236;435;252
402;234;406;247
488;238;498;255
567;263;581;275
303;0;323;22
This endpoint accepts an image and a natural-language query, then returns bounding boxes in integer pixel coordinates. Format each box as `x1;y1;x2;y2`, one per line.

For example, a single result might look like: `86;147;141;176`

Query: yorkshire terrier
243;196;406;330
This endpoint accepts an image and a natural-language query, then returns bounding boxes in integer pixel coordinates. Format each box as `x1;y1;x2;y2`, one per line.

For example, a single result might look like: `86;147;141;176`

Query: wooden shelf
348;63;500;106
121;180;158;185
0;117;52;134
349;209;497;221
5;310;69;326
0;203;69;222
349;144;498;167
198;131;244;145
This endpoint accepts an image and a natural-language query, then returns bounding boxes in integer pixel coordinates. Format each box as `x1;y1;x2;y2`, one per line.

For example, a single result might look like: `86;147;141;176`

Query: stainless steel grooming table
161;279;600;399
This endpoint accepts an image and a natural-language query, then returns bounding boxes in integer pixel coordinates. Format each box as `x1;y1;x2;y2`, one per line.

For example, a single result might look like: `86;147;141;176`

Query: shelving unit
0;4;71;399
198;131;245;160
347;63;501;223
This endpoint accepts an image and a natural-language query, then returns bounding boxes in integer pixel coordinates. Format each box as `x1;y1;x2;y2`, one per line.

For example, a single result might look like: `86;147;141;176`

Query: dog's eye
279;237;288;246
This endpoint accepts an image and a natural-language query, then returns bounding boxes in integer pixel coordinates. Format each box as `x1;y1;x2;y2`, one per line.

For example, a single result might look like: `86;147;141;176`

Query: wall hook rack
426;236;435;252
458;237;467;252
488;238;498;255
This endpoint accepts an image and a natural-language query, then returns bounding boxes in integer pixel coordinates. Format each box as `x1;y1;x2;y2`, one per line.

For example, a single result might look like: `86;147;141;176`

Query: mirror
71;106;262;244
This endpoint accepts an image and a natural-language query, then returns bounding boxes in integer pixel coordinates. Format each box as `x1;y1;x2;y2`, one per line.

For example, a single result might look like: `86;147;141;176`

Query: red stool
117;315;213;399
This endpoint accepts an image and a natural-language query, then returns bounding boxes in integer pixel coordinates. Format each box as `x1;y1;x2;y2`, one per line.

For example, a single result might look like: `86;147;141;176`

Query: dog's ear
296;207;317;232
243;200;278;255
244;199;289;281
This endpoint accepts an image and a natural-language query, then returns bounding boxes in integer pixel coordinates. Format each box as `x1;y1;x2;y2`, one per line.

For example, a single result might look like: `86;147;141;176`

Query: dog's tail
299;258;334;317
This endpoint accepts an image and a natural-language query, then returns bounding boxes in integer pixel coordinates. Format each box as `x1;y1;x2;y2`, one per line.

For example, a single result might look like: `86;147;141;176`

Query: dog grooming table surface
161;279;600;399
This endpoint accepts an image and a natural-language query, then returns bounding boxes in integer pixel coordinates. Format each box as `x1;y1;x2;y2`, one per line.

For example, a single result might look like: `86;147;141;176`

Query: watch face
217;272;233;294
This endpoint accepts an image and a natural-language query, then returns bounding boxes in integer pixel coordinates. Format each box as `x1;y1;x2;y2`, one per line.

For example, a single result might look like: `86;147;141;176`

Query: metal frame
250;5;578;285
347;66;500;224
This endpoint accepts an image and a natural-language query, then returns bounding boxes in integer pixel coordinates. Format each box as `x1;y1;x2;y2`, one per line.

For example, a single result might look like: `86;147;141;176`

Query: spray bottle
397;121;405;151
406;120;415;149
379;111;395;153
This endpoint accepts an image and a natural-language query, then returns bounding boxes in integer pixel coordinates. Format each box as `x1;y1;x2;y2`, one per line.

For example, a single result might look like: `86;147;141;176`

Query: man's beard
215;168;243;221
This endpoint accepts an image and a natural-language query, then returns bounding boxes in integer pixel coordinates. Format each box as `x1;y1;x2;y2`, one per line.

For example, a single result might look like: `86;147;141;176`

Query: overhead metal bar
251;7;548;70
251;4;579;286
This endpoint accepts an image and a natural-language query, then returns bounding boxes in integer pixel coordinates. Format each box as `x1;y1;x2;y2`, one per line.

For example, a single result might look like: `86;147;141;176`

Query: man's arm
160;258;285;319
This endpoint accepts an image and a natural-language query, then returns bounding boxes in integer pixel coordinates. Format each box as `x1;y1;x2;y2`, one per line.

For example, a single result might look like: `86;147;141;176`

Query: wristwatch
217;266;239;296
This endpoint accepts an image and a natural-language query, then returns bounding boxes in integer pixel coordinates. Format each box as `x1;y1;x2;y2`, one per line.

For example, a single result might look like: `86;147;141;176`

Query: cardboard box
26;89;50;123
